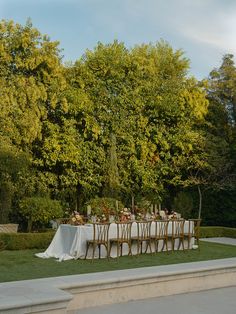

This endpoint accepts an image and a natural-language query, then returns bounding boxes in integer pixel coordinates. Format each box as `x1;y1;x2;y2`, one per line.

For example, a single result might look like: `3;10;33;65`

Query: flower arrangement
71;211;84;225
118;208;132;222
168;211;181;220
95;213;109;223
135;212;145;221
86;197;124;222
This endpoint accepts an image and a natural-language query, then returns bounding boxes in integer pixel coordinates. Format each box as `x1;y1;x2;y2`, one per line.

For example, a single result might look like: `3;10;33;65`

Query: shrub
200;226;236;238
0;231;55;250
19;196;63;232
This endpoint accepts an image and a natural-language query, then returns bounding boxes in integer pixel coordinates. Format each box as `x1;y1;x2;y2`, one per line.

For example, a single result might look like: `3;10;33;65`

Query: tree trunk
27;219;32;233
104;132;120;198
0;181;12;224
197;185;202;219
131;195;135;213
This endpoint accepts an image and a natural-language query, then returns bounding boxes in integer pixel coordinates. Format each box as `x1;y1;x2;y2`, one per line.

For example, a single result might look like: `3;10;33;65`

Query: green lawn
1;241;236;283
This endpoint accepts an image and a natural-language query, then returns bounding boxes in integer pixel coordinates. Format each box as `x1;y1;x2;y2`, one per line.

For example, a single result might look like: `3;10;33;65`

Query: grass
1;241;236;283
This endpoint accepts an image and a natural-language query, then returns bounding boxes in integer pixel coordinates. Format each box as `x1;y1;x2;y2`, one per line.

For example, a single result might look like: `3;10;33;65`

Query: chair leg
105;243;109;259
164;239;169;253
128;242;132;256
177;238;184;251
108;241;112;258
187;236;191;250
145;240;152;254
161;239;165;252
155;240;159;253
172;238;175;251
136;241;140;255
117;242;120;258
144;241;148;253
92;243;96;260
84;242;90;259
121;243;123;257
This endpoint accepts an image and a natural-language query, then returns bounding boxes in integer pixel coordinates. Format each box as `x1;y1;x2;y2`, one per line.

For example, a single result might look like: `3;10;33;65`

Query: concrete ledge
0;281;72;314
0;258;236;313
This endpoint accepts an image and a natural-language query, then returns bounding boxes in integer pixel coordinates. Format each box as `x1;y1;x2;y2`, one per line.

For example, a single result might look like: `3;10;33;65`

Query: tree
19;196;63;232
0;19;66;149
71;40;209;208
0;19;68;223
196;54;236;223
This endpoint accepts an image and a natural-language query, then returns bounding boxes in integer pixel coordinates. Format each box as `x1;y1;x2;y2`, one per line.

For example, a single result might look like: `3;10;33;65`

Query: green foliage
19;196;63;231
0;231;55;250
0;19;66;147
1;18;236;228
87;197;124;216
0;143;31;223
0;240;6;251
200;226;236;238
73;40;208;203
173;191;193;218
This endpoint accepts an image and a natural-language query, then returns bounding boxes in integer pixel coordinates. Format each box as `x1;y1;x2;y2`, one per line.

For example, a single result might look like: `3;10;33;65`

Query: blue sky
1;0;236;79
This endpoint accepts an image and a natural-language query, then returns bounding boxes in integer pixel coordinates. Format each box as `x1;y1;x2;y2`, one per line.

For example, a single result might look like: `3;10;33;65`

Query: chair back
154;220;169;239
56;218;71;226
188;219;201;239
92;223;110;243
116;221;133;241
171;219;185;238
136;221;152;240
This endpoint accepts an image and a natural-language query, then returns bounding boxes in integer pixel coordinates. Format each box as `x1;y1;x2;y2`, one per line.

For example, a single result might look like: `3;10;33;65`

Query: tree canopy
0;19;235;229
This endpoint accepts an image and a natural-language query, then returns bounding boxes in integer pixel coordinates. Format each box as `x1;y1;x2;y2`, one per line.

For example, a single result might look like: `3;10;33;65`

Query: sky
1;0;236;80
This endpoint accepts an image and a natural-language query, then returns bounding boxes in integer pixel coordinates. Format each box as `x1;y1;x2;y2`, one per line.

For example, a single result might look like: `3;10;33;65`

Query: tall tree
71;40;209;206
0;19;67;220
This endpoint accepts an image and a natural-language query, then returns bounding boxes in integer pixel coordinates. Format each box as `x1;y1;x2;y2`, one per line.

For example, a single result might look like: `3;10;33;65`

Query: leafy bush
200;226;236;238
0;231;55;250
19;196;63;232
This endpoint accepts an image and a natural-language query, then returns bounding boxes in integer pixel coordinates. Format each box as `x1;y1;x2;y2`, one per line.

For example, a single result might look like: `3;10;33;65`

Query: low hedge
200;226;236;238
0;231;55;250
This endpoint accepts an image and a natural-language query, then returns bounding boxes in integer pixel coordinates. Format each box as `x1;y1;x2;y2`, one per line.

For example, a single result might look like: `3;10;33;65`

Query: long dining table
36;220;194;261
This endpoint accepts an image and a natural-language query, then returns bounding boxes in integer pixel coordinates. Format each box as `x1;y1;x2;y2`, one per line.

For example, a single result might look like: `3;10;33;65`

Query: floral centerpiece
117;208;132;222
95;213;109;223
135;212;145;221
168;211;181;220
71;211;84;225
86;197;124;223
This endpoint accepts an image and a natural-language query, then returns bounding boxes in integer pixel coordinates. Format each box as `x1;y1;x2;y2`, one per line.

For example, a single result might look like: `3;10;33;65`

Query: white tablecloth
36;221;194;261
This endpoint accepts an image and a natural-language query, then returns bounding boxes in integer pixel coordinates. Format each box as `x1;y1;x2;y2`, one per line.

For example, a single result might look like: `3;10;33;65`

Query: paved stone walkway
200;237;236;246
76;286;236;314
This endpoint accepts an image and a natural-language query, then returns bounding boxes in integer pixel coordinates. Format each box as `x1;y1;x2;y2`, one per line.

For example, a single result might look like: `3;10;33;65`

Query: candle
87;205;91;216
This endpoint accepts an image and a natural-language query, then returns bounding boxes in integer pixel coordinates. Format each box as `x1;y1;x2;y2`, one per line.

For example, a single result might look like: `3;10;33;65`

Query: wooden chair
150;220;169;253
109;221;133;258
186;219;202;249
169;219;185;251
131;221;152;255
84;223;110;260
